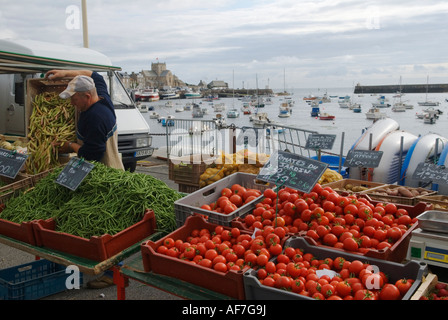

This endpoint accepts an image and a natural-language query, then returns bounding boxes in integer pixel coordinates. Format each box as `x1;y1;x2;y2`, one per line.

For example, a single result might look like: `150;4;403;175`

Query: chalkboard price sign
55;157;95;191
257;150;328;193
412;162;448;185
344;150;383;168
0;148;28;179
305;134;336;150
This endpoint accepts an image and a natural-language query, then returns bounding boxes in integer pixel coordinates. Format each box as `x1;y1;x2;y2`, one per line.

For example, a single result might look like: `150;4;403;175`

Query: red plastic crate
300;201;432;262
141;215;252;299
0;180;37;245
32;209;157;262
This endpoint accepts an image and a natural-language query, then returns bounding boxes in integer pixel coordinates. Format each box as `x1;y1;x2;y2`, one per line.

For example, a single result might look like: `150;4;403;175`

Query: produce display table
0;233;147;275
118;255;232;300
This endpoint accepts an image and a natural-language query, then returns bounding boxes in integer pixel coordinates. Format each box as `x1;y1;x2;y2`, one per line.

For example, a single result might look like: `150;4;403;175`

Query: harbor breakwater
354;83;448;94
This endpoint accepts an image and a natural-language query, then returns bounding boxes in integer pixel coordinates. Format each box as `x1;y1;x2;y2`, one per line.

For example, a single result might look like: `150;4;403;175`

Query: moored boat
319;112;335;120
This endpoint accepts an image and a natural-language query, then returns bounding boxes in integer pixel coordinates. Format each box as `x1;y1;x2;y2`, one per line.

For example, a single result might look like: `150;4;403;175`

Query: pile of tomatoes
256;246;415;300
242;183;418;254
200;183;263;215
156;223;287;273
420;281;448;300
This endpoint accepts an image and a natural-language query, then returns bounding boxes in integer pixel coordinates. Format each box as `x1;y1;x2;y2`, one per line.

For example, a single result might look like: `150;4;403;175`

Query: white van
0;39;152;171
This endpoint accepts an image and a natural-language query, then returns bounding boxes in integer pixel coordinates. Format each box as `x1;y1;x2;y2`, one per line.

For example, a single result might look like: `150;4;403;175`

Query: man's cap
59;75;95;99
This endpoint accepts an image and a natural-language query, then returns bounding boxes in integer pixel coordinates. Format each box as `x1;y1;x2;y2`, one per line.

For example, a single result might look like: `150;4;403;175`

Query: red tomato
256;254;269;267
344;203;358;216
221;187;233;197
163;237;175;248
358;205;373;220
263;188;277;199
379;284;401;300
214;262;228;272
395;278;414;296
354;289;377;300
397;214;412;226
384;203;398;215
387;226;403;242
343;237;359;252
336;281;352;298
323;233;338;247
283;202;296;216
229;194;243;207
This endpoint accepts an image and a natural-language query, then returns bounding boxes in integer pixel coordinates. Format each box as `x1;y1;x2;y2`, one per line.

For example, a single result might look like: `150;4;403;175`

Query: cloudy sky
1;0;447;90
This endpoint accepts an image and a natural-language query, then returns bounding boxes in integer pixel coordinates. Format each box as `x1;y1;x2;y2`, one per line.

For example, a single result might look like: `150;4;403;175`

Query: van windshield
99;71;134;109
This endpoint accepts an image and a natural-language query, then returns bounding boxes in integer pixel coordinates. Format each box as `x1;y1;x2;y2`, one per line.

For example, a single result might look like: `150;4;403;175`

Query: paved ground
0;156;183;300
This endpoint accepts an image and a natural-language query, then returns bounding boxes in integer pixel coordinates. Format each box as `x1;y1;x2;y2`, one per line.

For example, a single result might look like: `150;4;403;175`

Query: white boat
252;112;270;128
372;95;391;108
226;109;239;118
418;76;440;106
278;102;291;118
185;91;202;99
240;102;251;115
278;108;291;118
160;90;180;100
391;103;406;112
423;112;437;124
338;95;351;108
164;101;174;108
370;130;419;184
213;103;226;112
192;106;204;118
365;107;387;120
400;133;448;187
136;103;148;113
149;111;160;119
139;88;159;102
175;107;183;113
184;103;193;111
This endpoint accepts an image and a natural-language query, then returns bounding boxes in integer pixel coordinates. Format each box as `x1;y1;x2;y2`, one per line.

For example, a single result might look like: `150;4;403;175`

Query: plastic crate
322;178;385;194
173;172;275;227
244;236;428;300
0;177;38;245
0;259;82;300
362;184;437;205
299;201;432;262
141;215;252;299
33;209;157;262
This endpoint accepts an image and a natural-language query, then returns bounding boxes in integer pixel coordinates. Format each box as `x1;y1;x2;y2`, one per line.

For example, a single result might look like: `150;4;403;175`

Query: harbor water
139;88;448;157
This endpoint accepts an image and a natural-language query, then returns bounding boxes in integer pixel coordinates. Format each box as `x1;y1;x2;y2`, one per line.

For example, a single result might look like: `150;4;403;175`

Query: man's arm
45;69;93;80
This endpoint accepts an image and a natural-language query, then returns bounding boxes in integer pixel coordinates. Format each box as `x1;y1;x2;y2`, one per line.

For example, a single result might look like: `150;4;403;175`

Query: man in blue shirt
45;70;124;289
45;69;124;170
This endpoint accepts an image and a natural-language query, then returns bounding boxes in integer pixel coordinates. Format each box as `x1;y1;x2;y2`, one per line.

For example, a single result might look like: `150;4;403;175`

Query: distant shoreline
354;83;448;94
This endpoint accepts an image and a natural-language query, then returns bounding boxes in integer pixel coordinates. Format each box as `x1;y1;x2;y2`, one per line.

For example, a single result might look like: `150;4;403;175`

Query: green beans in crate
0;162;183;238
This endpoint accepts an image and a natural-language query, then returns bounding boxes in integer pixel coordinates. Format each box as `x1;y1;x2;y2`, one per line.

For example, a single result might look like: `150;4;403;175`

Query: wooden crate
416;194;448;211
26;78;71;137
410;273;447;300
361;184;437;205
323;178;385;194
